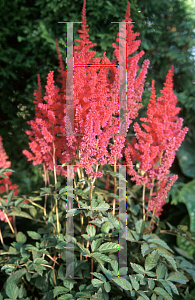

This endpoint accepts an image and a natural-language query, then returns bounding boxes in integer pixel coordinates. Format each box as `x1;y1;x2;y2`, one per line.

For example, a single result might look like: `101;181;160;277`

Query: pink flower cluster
23;0;149;181
0;136;19;223
124;67;188;216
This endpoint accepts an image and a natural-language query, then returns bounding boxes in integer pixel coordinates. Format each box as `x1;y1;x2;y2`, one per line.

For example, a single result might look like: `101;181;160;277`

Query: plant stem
113;156;117;216
3;211;15;235
43;163;47;217
142;183;146;221
52;140;59;233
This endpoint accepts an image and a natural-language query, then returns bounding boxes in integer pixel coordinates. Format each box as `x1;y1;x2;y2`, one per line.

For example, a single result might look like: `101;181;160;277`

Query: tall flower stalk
124;67;188;221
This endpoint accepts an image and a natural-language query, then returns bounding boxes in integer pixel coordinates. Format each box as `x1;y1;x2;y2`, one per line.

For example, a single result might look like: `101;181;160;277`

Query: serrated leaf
111;277;132;291
9;211;33;219
53;286;69;297
151;294;157;300
156;264;166;279
92;252;112;263
129;275;139;291
97;242;123;253
59;187;67;194
148;239;173;252
7;268;27;284
25;244;39;251
154;287;172;300
157;250;177;271
7;190;14;204
92;279;104;288
58;295;74;299
141;243;150;256
148;278;155;290
86;225;96;237
101;222;110;234
136;220;145;235
6;280;19;300
166;281;179;295
138;291;150;300
159;280;172;296
108;213;119;229
40;187;51;194
167;272;188;284
123;228;137;242
91;272;106;282
75;292;92;298
27;231;41;240
34;258;48;264
77;242;90;255
131;263;145;274
104;281;111;293
16;232;27;244
91;239;102;252
145;250;159;271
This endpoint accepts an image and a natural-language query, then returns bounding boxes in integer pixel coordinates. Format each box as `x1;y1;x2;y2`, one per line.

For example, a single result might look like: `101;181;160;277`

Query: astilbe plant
0;136;19;238
124;67;188;219
1;1;195;299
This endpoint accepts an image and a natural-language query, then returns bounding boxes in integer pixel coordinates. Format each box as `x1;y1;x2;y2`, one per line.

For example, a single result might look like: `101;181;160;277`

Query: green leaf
108;213;119;229
177;136;195;178
27;231;41;240
9;211;33;219
166;281;179;295
6;281;19;300
40;187;51;194
101;222;110;234
156;264;166;279
145;250;159;271
92;252;112;263
129;275;139;291
97;242;123;253
106;170;127;181
148;278;155;290
53;286;69;297
92;279;104;288
159;280;172;296
59;187;67;194
136;220;145;235
58;295;74;299
16;232;27;244
7;190;14;204
177;180;195;231
7;268;27;284
157;250;177;271
137;298;145;300
154;287;172;300
130;263;145;275
124;228;137;242
148;239;173;252
104;282;111;293
91;272;106;282
77;242;90;255
111;277;132;291
138;291;150;300
167;272;188;284
75;292;92;298
141;243;150;257
91;239;102;252
151;294;157;300
56;242;66;249
34;258;48;264
86;225;96;237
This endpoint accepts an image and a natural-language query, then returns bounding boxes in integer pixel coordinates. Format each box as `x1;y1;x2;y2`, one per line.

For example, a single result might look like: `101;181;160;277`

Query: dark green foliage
1;168;195;299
